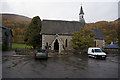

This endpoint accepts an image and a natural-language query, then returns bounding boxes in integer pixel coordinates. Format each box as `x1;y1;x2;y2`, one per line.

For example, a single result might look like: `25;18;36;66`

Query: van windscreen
95;49;102;52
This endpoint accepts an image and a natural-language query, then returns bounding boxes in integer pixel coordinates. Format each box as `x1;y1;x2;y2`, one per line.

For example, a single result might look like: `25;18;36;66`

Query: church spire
79;5;85;27
79;6;84;15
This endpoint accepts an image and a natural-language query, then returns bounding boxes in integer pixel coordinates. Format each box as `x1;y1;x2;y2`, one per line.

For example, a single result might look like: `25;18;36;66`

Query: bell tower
79;6;85;27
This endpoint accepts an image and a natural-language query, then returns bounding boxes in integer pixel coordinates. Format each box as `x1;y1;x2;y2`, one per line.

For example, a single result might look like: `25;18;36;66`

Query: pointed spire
79;6;84;15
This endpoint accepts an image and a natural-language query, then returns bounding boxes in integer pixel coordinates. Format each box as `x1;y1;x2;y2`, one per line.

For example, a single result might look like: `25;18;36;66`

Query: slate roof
91;28;105;39
105;44;119;49
41;20;105;40
112;41;118;44
41;20;84;35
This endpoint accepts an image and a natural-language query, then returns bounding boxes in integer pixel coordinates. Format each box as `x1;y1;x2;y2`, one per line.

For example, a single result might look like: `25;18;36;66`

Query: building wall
94;39;105;49
2;28;7;45
8;32;12;49
2;28;12;49
42;34;105;53
42;34;73;53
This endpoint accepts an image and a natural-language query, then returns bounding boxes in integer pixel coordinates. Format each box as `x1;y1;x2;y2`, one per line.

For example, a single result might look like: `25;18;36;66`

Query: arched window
46;42;48;46
45;42;49;49
65;39;67;48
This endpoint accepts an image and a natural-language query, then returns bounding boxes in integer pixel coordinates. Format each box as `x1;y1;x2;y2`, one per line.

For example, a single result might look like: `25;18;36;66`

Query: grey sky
0;0;119;23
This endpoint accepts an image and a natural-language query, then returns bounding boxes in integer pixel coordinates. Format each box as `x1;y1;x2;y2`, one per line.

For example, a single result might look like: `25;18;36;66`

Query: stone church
41;6;105;53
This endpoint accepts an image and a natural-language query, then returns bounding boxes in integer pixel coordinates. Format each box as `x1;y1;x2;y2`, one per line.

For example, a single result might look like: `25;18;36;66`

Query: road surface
2;52;119;78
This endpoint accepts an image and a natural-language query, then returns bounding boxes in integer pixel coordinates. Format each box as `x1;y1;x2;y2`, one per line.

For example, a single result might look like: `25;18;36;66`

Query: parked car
88;47;107;59
34;49;48;59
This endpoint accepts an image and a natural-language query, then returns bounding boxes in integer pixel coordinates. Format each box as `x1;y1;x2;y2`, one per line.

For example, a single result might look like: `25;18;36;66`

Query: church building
41;6;105;53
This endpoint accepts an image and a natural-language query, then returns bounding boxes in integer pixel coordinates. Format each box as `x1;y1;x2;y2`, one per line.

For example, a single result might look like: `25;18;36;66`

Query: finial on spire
80;2;82;6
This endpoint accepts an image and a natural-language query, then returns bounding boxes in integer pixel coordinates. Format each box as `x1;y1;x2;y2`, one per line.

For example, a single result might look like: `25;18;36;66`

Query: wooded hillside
1;14;31;43
86;20;118;44
1;13;119;44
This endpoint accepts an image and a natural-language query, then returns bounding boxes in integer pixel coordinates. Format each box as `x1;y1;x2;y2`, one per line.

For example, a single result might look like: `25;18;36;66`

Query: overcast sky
0;0;119;23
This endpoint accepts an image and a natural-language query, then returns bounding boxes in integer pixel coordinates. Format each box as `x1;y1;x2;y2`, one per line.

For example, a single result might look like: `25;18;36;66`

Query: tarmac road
2;52;119;78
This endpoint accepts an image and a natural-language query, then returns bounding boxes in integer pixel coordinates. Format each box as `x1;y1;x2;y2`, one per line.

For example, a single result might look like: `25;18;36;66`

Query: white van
88;47;107;59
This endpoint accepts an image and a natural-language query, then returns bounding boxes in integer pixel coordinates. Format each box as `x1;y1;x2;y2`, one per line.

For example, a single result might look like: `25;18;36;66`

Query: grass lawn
12;43;32;49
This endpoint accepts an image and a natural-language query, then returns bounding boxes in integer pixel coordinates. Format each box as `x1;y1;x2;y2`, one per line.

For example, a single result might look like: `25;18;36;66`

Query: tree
118;21;120;47
86;21;118;44
72;27;95;50
24;16;42;49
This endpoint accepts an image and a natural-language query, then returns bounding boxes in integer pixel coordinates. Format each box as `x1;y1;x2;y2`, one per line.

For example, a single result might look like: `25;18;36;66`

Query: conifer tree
24;16;42;49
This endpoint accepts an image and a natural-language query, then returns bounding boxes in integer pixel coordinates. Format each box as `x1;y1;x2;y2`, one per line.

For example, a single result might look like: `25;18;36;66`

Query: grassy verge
12;43;32;49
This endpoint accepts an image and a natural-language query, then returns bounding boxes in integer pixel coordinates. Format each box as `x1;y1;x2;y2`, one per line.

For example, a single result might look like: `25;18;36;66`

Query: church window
65;39;67;48
46;42;48;46
45;42;49;49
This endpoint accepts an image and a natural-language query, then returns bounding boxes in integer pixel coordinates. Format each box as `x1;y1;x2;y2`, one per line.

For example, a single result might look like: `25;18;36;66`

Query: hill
115;18;120;21
86;20;118;44
0;13;31;22
1;13;32;43
1;13;118;44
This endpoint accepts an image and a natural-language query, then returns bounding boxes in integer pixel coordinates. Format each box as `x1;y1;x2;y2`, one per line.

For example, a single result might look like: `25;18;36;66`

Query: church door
54;39;59;52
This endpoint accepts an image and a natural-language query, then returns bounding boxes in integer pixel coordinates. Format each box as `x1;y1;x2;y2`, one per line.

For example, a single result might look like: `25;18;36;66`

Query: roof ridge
42;19;79;23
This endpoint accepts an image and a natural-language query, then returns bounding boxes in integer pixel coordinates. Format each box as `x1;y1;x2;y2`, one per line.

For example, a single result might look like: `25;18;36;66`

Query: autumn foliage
86;21;118;44
72;27;95;50
1;14;119;45
2;14;31;43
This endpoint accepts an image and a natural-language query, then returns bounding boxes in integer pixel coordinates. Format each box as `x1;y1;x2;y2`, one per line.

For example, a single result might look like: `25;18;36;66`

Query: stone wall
2;28;12;50
42;34;73;53
42;34;105;53
94;39;105;49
